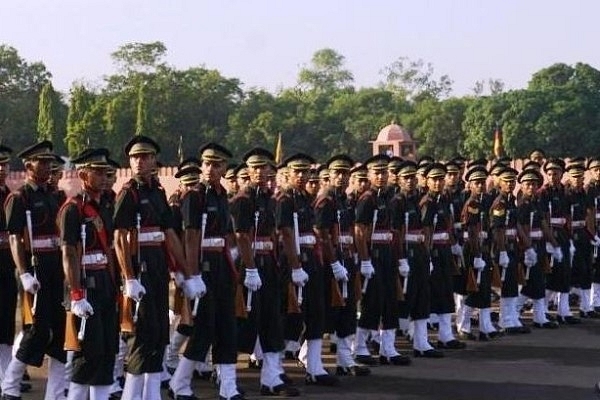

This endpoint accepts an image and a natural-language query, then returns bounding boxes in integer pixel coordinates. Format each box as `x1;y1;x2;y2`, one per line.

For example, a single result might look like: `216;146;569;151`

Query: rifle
193;212;208;317
25;210;39;320
246;211;260;312
328;209;346;308
402;211;409;295
362;209;378;294
501;209;510;282
133;212;146;324
293;211;303;305
336;209;348;300
77;223;88;342
525;211;534;280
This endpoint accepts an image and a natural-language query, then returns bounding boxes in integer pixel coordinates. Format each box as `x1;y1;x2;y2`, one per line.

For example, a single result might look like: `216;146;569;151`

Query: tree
37;82;57;142
135;83;147;135
111;41;167;74
65;85;96;157
298;48;354;92
381;57;453;101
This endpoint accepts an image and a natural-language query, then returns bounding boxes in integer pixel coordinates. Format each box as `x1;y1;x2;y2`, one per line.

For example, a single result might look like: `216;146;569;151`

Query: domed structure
370;122;417;160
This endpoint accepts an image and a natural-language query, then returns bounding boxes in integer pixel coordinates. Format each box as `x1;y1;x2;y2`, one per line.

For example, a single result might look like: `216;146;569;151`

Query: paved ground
22;312;600;400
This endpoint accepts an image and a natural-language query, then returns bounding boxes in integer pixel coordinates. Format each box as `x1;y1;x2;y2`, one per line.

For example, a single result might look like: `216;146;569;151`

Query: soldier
530;149;546;166
234;163;251;192
1;141;66;400
170;143;243;400
230;147;299;396
586;158;600;312
0;146;18;391
538;159;580;324
387;156;403;195
516;169;559;329
416;157;433;197
49;155;67;206
490;167;531;334
461;166;499;340
58;148;118;400
305;167;320;199
113;136;201;400
276;153;339;386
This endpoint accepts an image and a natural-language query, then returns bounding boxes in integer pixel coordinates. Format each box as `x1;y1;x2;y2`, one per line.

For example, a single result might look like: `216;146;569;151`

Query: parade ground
22;311;600;400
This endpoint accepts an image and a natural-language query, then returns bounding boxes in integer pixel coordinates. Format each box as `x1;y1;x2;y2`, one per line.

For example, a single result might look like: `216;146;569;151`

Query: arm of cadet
9;234;28;275
184;228;200;275
314;226;336;265
235;231;255;269
354;223;370;261
165;228;193;278
114;228;135;280
280;227;300;268
62;244;82;291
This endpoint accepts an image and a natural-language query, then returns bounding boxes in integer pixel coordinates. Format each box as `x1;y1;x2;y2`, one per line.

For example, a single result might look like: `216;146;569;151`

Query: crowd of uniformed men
0;137;599;400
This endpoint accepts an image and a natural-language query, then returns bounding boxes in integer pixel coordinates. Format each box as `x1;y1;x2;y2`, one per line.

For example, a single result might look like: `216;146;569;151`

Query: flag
274;132;283;164
493;123;503;158
177;135;184;163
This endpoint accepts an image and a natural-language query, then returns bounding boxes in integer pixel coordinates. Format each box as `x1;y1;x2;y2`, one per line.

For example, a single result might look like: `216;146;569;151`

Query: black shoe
1;394;22;400
280;373;294;385
174;394;198;400
305;373;340;386
413;349;444;358
109;390;123;400
354;354;378;366
533;321;559;329
260;383;301;397
488;330;503;339
503;326;531;334
556;315;581;325
594;306;600;313
335;365;371;376
329;342;337;354
437;339;466;349
248;358;263;370
581;310;600;319
379;354;411;366
457;331;477;341
478;332;491;341
19;383;31;394
545;313;556;322
218;395;246;400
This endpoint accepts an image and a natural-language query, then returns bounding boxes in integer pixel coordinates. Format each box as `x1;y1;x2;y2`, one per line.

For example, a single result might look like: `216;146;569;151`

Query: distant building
370;122;417;160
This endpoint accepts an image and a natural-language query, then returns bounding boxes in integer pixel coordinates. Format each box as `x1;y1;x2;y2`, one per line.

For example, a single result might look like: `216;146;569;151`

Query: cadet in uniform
2;141;66;400
586;158;600;312
58;148;118;400
114;136;199;400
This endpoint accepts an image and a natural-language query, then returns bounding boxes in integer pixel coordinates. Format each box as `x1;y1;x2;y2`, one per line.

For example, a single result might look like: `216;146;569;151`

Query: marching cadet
516;168;559;329
396;161;444;357
305;167;320;199
58;148;118;400
538;159;580;324
234;163;251;192
387;156;403;195
420;163;462;353
490;167;531;334
2;141;66;400
113;136;201;400
276;153;339;386
49;155;67;206
318;165;330;191
530;149;546;166
461;166;499;341
225;164;239;199
315;155;370;376
416;157;433;197
354;154;411;365
586;157;600;313
170;143;244;400
230;147;299;396
0;146;19;391
565;163;598;318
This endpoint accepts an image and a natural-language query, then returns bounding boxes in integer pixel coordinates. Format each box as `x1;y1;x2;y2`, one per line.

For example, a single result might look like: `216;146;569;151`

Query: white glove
524;247;537;267
593;235;600;247
19;273;40;295
244;268;262;291
451;243;463;256
398;259;410;277
182;275;206;299
553;247;564;263
292;267;309;287
429;261;434;273
498;251;510;268
192;275;207;298
546;242;555;254
473;257;486;270
331;261;348;282
71;298;94;318
569;240;576;256
360;260;375;279
124;279;146;302
229;246;240;261
170;271;185;287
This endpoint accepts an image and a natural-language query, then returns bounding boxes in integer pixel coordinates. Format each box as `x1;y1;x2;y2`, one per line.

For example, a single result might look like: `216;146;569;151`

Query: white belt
252;241;273;251
596;213;600;220
32;236;59;250
138;231;165;243
202;238;225;248
432;232;450;241
505;228;517;237
462;231;488;240
405;233;425;243
339;235;354;245
453;222;462;230
82;252;108;265
298;235;316;245
529;230;543;239
571;220;586;228
371;232;393;242
550;217;566;226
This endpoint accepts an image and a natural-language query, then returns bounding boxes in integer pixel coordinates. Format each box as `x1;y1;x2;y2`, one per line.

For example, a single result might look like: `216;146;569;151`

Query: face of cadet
592;167;600;182
445;171;460;187
201;159;225;185
546;169;562;186
471;179;486;196
427;176;445;194
82;168;108;194
330;169;349;190
28;158;52;183
288;168;308;190
305;180;319;196
369;169;388;189
248;164;268;186
400;174;416;193
129;153;156;178
0;162;9;185
499;179;516;194
521;180;538;197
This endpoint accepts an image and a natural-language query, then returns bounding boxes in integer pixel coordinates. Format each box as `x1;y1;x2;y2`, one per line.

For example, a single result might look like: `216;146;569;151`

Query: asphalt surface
21;312;600;400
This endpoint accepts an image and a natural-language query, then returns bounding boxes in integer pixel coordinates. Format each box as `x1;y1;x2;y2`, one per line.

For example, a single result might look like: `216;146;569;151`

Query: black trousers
430;245;455;314
326;250;358;339
71;269;118;385
0;249;17;345
404;244;431;320
500;242;519;298
521;241;546;300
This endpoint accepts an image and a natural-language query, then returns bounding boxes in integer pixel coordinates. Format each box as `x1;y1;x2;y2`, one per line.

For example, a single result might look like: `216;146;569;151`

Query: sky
1;0;599;96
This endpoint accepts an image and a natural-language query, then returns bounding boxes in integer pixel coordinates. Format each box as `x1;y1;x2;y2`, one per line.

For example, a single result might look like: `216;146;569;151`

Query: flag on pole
493;123;503;158
274;132;283;164
177;135;184;163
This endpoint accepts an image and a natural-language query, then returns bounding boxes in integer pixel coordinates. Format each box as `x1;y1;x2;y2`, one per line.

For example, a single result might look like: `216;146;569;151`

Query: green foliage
37;82;56;142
